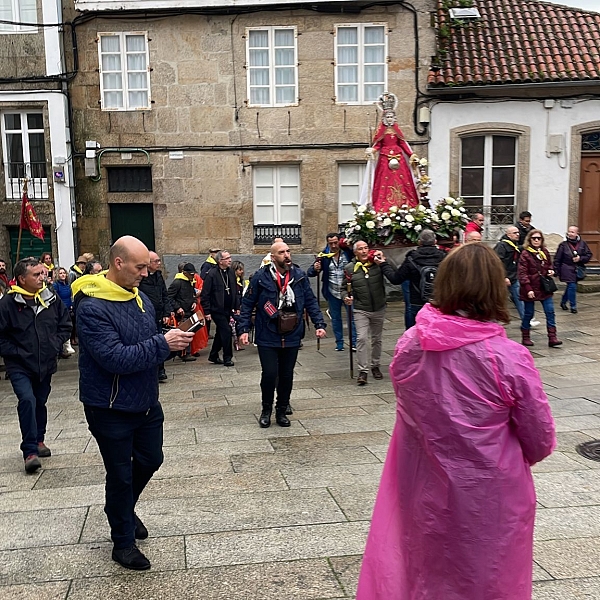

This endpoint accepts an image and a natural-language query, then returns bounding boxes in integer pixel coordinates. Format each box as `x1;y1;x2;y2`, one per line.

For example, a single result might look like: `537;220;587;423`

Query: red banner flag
20;190;44;241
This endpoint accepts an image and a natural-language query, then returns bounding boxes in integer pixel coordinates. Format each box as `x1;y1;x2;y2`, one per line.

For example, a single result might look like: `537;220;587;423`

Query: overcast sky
543;0;599;11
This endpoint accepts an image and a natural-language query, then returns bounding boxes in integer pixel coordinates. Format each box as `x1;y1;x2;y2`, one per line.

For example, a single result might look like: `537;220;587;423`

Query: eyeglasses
531;236;542;240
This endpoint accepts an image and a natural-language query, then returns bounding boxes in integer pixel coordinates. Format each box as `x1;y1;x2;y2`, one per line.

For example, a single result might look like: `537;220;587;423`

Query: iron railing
254;224;302;245
4;162;49;199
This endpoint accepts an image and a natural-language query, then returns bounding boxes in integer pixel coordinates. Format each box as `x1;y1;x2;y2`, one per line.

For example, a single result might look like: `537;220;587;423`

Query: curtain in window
338;27;357;45
101;35;120;52
128;91;148;109
0;0;13;31
20;0;36;25
250;88;270;105
125;35;145;52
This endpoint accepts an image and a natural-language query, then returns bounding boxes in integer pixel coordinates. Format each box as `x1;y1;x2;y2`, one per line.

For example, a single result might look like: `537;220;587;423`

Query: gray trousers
353;308;386;373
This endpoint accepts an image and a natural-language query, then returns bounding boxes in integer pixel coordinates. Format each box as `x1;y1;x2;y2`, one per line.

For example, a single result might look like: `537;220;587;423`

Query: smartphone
178;313;205;333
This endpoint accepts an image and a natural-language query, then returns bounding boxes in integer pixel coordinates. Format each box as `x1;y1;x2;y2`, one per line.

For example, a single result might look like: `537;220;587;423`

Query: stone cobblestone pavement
2;295;600;599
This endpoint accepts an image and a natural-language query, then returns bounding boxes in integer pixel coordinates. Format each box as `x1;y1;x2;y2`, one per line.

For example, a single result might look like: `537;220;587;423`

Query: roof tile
428;0;600;88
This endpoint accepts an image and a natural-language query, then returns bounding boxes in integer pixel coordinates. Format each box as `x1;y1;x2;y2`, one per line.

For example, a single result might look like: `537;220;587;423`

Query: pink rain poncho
357;304;556;600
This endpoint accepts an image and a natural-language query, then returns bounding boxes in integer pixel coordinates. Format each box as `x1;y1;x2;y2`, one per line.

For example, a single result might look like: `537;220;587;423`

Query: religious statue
365;92;420;212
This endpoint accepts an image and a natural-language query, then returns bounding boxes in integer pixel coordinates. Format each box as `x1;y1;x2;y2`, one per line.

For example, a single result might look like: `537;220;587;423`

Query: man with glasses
138;252;174;381
201;250;240;367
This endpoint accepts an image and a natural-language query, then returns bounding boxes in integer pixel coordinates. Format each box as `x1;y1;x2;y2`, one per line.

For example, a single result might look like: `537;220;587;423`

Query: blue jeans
11;372;52;459
84;403;164;549
509;281;525;320
522;297;556;329
561;282;577;309
402;281;412;329
328;295;357;349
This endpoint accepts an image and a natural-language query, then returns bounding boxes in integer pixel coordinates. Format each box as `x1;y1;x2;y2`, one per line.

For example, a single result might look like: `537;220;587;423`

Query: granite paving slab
329;555;362;598
533;577;600;599
1;581;70;600
299;414;393;436
535;506;600;541
547;398;600;418
193;422;310;443
66;559;344;600
535;537;600;579
0;470;42;493
270;431;390;451
282;463;384;490
33;465;106;490
328;484;379;521
534;470;600;508
530;451;589;473
186;521;370;568
0;484;105;513
224;388;323;405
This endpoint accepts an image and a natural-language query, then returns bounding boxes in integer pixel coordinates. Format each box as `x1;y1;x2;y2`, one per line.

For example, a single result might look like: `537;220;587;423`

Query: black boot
276;409;291;427
259;408;271;428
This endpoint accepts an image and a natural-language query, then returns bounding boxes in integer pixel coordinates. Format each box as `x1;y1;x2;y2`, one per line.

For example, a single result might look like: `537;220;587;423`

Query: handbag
576;264;587;281
540;275;558;294
277;310;298;334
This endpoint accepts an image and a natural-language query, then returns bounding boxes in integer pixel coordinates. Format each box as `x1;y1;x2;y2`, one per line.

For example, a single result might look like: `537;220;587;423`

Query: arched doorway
580;132;600;264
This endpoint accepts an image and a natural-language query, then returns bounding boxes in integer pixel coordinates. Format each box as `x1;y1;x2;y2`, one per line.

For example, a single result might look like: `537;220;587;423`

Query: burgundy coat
518;247;553;301
553;238;592;283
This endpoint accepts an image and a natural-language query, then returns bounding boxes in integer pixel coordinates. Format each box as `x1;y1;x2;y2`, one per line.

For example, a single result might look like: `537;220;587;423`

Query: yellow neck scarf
174;273;192;283
72;264;83;275
206;256;217;265
71;274;144;312
504;239;520;252
9;284;48;307
527;247;547;261
44;262;55;271
354;261;372;274
318;251;337;259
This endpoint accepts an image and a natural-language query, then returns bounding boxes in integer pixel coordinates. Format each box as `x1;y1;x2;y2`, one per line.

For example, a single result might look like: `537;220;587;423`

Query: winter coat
465;220;482;235
138;270;173;320
74;292;171;412
167;277;196;318
200;267;240;316
516;221;533;246
553;237;593;283
518;246;554;301
0;287;72;379
238;265;326;348
307;247;354;302
53;280;73;309
356;303;556;600
381;245;446;306
342;260;386;313
494;235;521;284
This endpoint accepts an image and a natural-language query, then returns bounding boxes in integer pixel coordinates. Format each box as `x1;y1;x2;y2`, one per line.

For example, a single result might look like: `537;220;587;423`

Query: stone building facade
69;0;435;261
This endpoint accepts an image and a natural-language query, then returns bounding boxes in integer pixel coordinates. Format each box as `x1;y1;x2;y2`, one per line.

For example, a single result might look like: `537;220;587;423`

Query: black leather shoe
560;302;568;311
181;355;196;362
158;372;168;382
134;513;148;540
285;404;293;415
276;412;291;427
371;367;383;380
223;361;235;367
112;545;151;570
259;410;271;428
208;357;223;364
571;308;578;314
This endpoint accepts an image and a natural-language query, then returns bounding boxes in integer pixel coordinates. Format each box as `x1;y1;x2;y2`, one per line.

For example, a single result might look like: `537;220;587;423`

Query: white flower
348;220;357;227
357;205;367;213
401;204;408;209
400;221;407;227
425;218;431;223
377;216;383;221
366;221;375;229
355;225;361;231
389;205;398;213
369;210;376;216
417;204;426;212
419;158;428;166
444;197;454;205
459;207;466;212
396;216;402;221
414;224;422;232
441;211;451;221
383;217;392;226
405;214;415;223
451;209;460;217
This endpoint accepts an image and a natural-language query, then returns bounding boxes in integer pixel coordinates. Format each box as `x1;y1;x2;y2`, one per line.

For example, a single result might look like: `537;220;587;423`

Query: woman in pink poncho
357;243;556;600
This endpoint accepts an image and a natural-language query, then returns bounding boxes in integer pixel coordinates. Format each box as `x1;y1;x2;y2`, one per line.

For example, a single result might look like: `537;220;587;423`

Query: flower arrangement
344;197;468;247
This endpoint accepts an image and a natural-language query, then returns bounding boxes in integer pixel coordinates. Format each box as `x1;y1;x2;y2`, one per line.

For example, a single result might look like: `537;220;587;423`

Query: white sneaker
530;320;540;328
63;340;76;354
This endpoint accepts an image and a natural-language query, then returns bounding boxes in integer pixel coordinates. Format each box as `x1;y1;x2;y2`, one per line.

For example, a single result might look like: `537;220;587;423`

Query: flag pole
16;178;28;263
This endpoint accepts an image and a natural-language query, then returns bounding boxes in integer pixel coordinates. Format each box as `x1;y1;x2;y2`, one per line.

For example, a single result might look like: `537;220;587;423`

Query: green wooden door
9;226;52;264
109;203;156;251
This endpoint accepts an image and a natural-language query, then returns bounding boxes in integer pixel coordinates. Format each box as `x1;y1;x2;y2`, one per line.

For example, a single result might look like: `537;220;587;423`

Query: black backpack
407;256;438;303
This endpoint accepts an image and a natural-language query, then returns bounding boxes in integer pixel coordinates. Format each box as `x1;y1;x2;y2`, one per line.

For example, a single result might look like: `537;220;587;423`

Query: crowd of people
0;213;590;579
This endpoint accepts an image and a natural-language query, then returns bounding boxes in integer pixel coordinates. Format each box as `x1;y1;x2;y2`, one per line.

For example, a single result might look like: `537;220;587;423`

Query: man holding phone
72;236;194;571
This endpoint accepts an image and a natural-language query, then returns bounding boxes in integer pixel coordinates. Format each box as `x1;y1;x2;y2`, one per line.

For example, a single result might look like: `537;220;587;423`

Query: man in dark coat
167;262;198;362
201;250;240;367
378;229;446;329
0;258;71;473
73;236;193;571
138;251;174;380
238;242;326;427
516;211;534;246
494;225;524;320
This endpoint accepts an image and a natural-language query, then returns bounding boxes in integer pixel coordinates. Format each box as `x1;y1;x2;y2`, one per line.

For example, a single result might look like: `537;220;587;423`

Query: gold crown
377;92;398;112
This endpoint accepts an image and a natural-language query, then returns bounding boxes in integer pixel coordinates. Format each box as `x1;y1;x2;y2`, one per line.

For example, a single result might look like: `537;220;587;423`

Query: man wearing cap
200;248;220;280
68;253;94;284
167;262;198;362
201;250;240;367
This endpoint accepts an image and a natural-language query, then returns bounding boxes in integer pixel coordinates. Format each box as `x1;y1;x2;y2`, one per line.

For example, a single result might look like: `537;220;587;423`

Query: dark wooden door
579;155;600;265
109;203;155;251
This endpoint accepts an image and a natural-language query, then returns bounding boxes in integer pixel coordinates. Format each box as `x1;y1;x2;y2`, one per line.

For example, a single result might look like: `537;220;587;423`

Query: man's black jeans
84;403;164;549
209;312;233;363
257;346;299;412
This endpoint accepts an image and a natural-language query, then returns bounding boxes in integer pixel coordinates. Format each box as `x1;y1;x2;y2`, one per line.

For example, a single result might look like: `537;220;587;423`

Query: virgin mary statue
360;92;420;212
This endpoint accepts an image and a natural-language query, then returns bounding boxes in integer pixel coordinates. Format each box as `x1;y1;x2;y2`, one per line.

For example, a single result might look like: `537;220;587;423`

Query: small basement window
107;166;152;192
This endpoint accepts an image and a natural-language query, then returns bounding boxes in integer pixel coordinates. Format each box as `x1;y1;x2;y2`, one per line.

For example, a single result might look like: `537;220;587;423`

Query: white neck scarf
270;264;295;309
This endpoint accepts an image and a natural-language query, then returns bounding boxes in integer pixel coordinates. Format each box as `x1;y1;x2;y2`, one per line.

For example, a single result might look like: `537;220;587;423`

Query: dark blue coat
238;265;326;348
75;291;171;412
307;247;354;302
553;238;593;283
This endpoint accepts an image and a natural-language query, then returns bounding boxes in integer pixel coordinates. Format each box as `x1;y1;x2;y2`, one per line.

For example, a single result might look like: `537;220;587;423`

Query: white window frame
253;165;301;225
246;26;298;107
0;0;37;34
334;22;388;105
459;134;518;233
338;163;365;224
1;111;48;199
98;31;151;111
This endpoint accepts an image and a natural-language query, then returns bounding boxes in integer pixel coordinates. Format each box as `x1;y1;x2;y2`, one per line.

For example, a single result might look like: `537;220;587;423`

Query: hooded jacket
357;304;555;600
0;286;72;379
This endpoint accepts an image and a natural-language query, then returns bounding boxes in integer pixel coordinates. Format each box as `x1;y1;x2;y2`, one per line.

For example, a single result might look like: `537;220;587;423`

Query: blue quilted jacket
75;291;171;412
